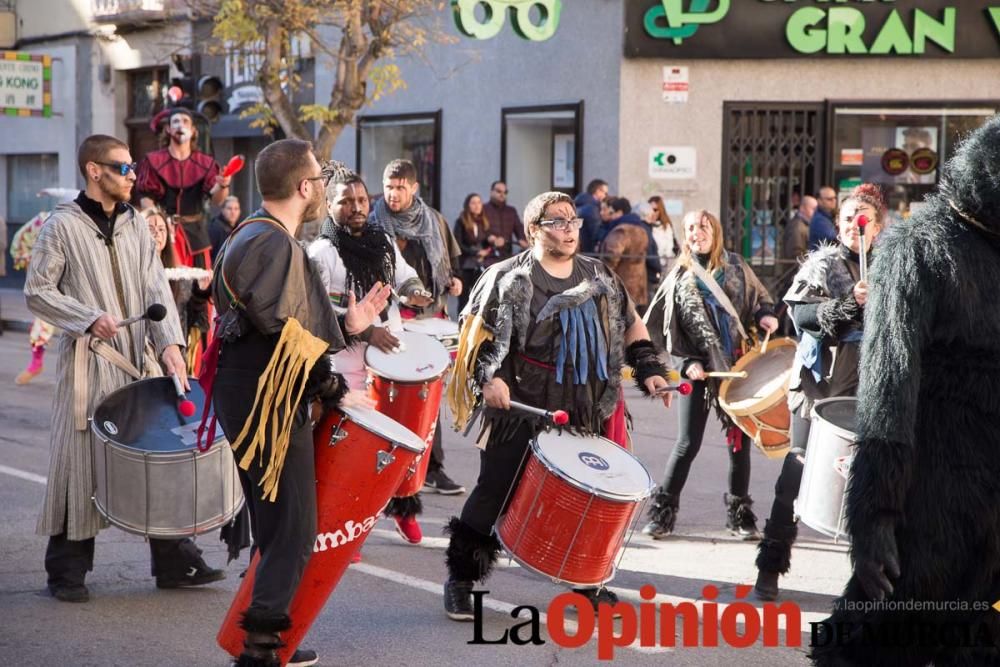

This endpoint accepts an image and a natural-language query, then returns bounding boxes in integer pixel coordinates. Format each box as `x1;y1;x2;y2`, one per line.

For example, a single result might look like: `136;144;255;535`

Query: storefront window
6;153;59;224
501;103;582;214
830;104;996;221
357;112;441;210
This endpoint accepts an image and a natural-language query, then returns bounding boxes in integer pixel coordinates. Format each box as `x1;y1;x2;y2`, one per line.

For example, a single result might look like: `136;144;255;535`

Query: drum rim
92;495;245;538
363;332;452;383
338;405;427;454
809;396;858;443
89;421;227;455
529;434;655;502
494;514;617;587
717;337;796;415
401;318;460;334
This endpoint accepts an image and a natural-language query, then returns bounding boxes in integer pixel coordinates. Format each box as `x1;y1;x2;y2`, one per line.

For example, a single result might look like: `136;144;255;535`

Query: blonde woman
643;210;778;540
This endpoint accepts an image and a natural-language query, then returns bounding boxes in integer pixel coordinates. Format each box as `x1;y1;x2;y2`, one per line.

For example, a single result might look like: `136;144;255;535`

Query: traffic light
197;75;226;122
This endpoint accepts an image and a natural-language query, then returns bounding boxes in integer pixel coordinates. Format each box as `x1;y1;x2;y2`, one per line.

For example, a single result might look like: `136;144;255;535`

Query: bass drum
91;377;244;538
795;397;857;542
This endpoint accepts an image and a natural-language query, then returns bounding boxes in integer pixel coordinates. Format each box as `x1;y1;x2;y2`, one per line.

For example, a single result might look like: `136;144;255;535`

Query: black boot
724;493;760;541
235;610;289;667
754;520;797;600
442;518;501;622
641;488;678;539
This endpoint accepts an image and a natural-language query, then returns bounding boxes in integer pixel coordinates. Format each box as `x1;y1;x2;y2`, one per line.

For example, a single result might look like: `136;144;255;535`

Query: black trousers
459;422;534;537
457;268;480;313
215;369;317;622
659;380;751;499
766;410;812;528
44;531;203;587
427;418;445;472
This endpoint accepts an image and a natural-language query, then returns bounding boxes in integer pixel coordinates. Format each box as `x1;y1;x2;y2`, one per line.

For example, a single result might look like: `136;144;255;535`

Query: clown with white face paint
135;108;232;269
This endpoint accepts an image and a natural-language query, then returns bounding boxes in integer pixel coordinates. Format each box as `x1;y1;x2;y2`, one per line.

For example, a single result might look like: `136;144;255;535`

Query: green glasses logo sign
644;0;730;45
452;0;563;42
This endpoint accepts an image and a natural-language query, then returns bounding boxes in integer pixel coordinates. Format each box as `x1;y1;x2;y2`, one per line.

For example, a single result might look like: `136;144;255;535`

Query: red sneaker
393;515;423;544
350;548;362;564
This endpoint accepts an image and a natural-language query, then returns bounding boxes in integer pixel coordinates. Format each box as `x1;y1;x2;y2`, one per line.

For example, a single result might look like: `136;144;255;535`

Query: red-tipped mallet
856;214;869;283
222;154;246;179
655;382;693;396
509;400;569;426
171;373;196;418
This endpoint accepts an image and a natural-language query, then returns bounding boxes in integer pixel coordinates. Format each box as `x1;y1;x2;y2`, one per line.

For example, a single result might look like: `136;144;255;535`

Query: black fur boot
725;493;760;541
384;494;423;519
443;517;501;583
754;520;798;600
236;610;290;667
641;488;678;540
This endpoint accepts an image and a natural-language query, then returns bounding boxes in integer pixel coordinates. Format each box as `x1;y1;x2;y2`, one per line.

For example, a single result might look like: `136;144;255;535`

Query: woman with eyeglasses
643;209;779;541
453;193;491;312
443;191;675;620
754;183;885;601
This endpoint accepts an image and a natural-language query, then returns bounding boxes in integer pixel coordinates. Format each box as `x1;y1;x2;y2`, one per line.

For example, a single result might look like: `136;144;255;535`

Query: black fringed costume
812;117;1000;664
444;251;663;584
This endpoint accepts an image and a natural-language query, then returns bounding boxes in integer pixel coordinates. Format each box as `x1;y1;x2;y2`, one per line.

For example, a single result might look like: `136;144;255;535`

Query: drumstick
704;371;748;379
653;382;693;396
857;214;869;284
761;330;771;355
509;400;569;426
171;373;196;418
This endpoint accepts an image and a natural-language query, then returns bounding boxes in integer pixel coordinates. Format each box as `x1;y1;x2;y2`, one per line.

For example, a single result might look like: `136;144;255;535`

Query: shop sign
649;146;696;180
452;0;562;42
0;52;52;117
626;1;1000;59
661;66;689;103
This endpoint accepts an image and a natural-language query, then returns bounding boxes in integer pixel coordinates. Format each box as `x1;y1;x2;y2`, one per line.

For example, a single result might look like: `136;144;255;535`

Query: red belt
518;353;555;371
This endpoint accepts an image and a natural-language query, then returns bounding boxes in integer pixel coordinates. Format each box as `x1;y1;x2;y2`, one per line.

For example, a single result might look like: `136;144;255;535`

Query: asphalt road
0;328;849;666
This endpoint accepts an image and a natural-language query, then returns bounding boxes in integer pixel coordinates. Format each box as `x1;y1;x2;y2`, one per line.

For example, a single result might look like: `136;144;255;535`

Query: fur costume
812;117;1000;664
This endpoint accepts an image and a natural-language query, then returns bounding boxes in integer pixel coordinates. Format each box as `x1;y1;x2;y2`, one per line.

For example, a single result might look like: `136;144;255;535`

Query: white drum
364;331;451;385
796;397;857;542
402;317;460;352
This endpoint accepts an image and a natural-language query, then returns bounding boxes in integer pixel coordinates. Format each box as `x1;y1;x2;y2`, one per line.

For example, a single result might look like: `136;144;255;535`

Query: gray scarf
373;195;450;294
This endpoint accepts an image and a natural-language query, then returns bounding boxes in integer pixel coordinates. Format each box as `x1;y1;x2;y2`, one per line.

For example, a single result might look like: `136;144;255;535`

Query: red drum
217;406;425;663
365;331;450;497
496;430;654;587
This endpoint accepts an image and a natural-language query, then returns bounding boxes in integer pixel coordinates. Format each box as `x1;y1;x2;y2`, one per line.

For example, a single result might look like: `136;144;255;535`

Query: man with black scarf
308;161;433;545
371;158;466;495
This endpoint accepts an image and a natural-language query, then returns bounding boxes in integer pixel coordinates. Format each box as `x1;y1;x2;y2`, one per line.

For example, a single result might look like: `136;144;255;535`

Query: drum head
342;405;427;454
812;397;857;438
724;342;796;408
532;431;653;501
365;331;450;382
92;377;214;452
402;317;459;338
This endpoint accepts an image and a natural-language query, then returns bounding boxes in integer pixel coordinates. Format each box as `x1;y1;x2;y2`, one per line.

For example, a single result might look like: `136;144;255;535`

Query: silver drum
795;397;856;542
91;377;244;538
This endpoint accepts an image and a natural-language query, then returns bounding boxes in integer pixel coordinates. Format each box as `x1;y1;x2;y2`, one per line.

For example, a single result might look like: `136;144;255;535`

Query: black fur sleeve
336;313;365;346
304;355;349;410
626;340;669;396
815;294;862;339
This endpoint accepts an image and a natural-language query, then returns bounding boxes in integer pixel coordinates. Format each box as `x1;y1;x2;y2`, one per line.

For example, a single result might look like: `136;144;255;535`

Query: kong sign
0;52;52;117
625;1;1000;59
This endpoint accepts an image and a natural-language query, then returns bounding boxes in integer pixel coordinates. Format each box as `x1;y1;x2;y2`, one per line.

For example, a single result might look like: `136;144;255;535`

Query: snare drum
496;431;654;587
91;377;243;538
218;405;425;662
718;338;797;459
796;397;856;542
403;317;460;353
365;331;451;496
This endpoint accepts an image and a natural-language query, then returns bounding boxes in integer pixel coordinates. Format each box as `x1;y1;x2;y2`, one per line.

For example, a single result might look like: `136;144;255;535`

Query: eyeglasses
538;218;583;232
303;175;324;184
95;161;138;176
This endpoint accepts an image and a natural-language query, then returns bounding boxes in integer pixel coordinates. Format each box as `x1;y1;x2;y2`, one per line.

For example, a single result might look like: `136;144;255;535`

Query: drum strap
74;335;143;431
688;262;749;343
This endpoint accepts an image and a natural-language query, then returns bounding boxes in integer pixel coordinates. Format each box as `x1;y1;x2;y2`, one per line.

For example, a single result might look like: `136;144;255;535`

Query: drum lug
389;383;397;403
376;450;396;474
328;414;349;447
419;382;429;401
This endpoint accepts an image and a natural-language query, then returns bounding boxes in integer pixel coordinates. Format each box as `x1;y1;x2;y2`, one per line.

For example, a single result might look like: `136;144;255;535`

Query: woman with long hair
142;206;211;375
643;210;779;540
754;183;885;600
453;193;492;312
648;195;679;271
